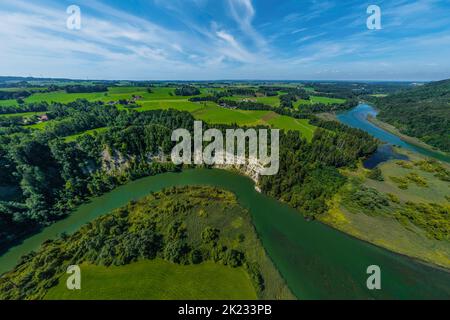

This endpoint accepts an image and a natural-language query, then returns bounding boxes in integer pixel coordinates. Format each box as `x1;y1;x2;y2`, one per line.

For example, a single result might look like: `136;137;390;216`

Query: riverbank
320;109;449;160
1;169;449;299
367;115;449;158
318;162;450;270
330;104;450;269
223;158;450;270
336;104;450;163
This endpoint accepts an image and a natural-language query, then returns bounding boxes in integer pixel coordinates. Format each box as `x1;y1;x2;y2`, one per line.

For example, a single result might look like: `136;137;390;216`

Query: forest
260;122;377;218
368;79;450;153
0;96;378;251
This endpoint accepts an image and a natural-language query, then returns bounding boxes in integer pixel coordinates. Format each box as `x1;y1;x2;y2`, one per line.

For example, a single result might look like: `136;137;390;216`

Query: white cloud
227;0;266;48
0;0;449;80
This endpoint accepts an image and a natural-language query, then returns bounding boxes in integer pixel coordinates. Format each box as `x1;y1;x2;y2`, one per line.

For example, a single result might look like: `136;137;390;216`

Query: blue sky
1;0;449;80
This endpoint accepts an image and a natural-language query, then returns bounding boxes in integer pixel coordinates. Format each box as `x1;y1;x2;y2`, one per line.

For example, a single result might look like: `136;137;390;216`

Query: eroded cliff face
101;148;263;192
101;148;167;173
101;148;131;173
212;154;264;192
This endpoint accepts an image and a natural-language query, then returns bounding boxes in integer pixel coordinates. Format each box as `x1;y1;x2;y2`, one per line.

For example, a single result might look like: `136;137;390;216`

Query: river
337;104;450;164
0;169;449;299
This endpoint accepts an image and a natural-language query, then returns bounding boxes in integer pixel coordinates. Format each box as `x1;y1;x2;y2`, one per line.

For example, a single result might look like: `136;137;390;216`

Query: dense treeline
0;116;27;127
257;86;280;96
300;99;358;113
0;101;195;250
188;90;231;102
174;85;201;96
217;97;354;119
260;123;378;218
0;96;378;252
64;84;108;93
368;79;450;153
0;90;32;100
225;88;256;96
0;102;49;115
304;83;357;99
279;93;298;108
283;87;310;100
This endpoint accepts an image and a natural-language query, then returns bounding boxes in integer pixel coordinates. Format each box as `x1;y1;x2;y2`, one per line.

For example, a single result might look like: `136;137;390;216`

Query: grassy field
0;111;46;118
365;160;450;204
1;87;344;112
191;103;316;141
25;91;108;103
45;259;257;300
64;127;108;142
226;95;281;107
0;99;19;107
266;116;316;141
25;121;51;130
135;99;204;112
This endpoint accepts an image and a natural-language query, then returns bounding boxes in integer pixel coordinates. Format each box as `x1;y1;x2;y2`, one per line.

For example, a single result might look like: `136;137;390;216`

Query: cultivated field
3;86;318;142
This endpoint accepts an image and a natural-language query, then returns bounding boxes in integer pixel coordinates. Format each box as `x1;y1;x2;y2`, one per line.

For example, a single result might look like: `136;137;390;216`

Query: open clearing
295;96;345;108
191;103;316;141
44;259;257;300
0;111;46;118
64;127;108;142
365;160;450;204
226;95;281;107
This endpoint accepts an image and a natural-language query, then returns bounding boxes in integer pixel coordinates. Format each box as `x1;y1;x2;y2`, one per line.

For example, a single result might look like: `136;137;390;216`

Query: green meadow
295;96;346;108
24;91;108;104
191;102;316;141
135;99;204;112
64;127;108;142
45;260;257;300
25;121;51;130
0;111;46;118
0;99;19;107
1;86;317;142
226;95;281;107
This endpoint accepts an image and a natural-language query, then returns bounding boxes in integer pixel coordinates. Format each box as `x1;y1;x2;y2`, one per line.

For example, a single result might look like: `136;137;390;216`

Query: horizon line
0;75;444;83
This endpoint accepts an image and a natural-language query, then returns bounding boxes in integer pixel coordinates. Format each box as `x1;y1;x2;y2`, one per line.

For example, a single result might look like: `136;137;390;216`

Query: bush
190;249;203;264
367;167;384;181
224;250;245;267
164;240;190;264
201;227;220;245
174;86;200;96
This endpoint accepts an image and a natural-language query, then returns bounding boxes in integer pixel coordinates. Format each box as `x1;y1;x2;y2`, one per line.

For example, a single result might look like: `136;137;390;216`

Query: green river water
0;169;449;299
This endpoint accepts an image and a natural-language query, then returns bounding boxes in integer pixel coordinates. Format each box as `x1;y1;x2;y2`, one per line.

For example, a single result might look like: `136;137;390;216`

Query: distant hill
370;79;450;153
